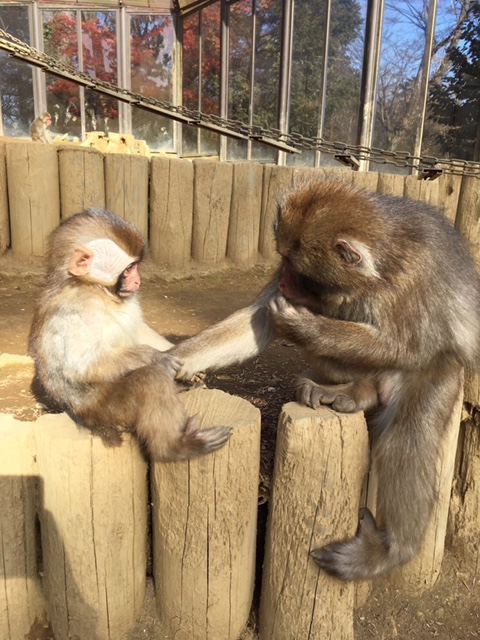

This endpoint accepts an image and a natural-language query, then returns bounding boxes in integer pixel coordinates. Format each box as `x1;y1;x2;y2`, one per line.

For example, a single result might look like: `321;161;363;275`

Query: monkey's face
116;262;141;298
275;181;383;303
68;237;141;298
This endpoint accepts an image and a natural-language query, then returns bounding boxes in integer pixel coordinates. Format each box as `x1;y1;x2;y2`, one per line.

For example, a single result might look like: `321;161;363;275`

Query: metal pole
277;0;294;166
315;0;331;167
412;0;438;165
219;0;229;161
356;0;384;171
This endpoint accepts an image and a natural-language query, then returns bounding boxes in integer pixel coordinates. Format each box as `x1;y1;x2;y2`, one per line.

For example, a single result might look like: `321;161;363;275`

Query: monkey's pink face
278;256;315;305
117;263;141;298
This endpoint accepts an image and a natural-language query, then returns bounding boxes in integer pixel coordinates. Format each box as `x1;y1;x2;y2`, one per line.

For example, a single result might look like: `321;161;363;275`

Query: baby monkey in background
29;209;231;462
173;180;480;581
30;112;52;143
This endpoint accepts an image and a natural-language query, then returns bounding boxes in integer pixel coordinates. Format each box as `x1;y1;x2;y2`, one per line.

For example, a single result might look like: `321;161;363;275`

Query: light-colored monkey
29;209;231;461
30;111;53;143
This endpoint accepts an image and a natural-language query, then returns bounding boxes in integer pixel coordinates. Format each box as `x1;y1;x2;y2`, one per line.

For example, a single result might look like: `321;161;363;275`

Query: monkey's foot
296;378;357;412
310;508;392;581
179;415;233;459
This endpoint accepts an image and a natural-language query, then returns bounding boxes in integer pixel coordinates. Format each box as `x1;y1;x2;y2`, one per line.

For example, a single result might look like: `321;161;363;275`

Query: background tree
426;0;480;160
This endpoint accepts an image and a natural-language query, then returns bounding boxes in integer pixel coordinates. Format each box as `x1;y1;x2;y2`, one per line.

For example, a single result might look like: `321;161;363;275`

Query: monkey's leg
296;376;378;413
310;363;461;581
103;365;232;461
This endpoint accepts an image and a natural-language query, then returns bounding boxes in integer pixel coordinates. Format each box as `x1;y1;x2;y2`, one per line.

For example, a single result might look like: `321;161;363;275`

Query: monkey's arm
269;297;411;370
171;279;279;377
137;322;174;351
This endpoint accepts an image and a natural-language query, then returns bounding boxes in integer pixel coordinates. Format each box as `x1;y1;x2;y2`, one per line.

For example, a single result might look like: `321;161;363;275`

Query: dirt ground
0;264;479;640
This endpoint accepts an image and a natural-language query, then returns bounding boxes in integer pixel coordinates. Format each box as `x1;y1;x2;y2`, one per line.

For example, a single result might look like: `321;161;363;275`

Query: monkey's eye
123;261;138;276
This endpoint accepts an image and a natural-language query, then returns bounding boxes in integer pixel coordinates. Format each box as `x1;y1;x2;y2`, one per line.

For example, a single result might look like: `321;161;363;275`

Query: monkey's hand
150;351;184;379
268;295;316;343
134;345;183;378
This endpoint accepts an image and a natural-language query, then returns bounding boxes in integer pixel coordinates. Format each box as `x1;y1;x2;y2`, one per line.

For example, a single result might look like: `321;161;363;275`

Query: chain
1;29;479;178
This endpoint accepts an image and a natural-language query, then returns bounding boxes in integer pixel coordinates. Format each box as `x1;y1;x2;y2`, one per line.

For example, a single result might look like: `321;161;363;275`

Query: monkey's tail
311;361;462;581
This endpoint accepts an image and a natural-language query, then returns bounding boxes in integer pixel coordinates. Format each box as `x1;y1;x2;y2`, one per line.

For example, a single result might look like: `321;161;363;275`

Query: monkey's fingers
267;295;291;315
180;415;232;458
296;378;357;413
178;371;207;388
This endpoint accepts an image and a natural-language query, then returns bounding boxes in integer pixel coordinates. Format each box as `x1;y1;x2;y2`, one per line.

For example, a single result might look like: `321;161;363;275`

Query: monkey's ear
334;239;362;267
68;246;95;276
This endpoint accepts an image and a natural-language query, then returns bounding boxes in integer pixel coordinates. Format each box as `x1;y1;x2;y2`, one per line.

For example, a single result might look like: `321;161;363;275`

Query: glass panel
43;10;82;139
251;0;280;163
227;0;253;160
82;11;118;134
199;2;220;155
372;0;431;155
289;0;326;139
423;0;480;161
0;6;34;137
288;0;364;167
322;0;364;149
182;5;220;157
131;13;174;151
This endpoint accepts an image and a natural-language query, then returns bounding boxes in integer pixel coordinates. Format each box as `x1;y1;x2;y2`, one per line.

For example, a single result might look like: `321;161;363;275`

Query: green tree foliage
428;0;480;159
290;0;362;141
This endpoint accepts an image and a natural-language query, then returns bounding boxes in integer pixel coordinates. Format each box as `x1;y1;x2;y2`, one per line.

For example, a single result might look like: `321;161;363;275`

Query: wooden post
151;388;261;640
0;414;47;639
58;146;105;219
291;166;327;186
351;170;379;192
226;162;263;266
437;173;462;224
259;403;369;640
192;160;233;264
376;172;406;196
448;415;480;573
6;142;60;257
105;154;149;237
150;157;194;268
404;174;440;208
34;413;148;640
455;175;480;409
449;175;480;571
0;141;9;254
391;381;463;590
259;165;293;260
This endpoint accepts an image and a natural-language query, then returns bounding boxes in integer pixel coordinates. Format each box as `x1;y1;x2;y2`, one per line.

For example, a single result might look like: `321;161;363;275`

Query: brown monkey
29;209;231;462
30;112;53;143
172;180;480;580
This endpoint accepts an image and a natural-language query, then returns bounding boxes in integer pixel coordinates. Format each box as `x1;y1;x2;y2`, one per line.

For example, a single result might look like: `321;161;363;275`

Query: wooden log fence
0;140;472;272
0;355;470;639
1;142;480;637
